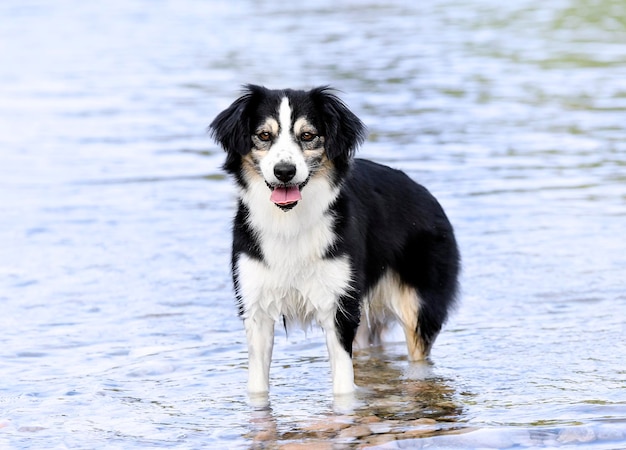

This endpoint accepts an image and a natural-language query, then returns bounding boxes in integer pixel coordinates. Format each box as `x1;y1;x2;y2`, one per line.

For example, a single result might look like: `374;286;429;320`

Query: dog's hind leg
395;287;431;362
368;272;428;361
353;307;386;350
244;313;275;394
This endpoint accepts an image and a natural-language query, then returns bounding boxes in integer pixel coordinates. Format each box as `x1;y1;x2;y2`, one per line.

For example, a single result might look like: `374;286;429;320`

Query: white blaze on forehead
257;95;310;187
277;96;292;136
272;96;296;163
271;96;296;161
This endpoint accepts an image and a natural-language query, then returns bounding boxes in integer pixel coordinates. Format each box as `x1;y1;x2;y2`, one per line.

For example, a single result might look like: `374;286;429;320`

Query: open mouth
270;184;301;206
266;178;309;210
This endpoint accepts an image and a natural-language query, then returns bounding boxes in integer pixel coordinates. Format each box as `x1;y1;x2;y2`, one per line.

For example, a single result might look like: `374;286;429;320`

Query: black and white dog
210;85;460;395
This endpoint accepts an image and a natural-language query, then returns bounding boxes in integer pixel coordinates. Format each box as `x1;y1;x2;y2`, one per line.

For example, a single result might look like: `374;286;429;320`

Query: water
1;0;625;448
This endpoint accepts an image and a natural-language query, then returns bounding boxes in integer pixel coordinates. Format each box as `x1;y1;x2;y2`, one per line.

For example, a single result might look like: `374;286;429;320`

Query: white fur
236;97;357;394
258;97;310;186
324;325;356;394
244;313;275;394
237;252;352;324
239;173;339;240
236;170;353;329
237;250;354;394
236;224;355;394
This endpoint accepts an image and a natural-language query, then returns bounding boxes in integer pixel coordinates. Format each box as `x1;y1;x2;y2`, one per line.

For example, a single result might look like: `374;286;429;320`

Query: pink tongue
270;185;302;205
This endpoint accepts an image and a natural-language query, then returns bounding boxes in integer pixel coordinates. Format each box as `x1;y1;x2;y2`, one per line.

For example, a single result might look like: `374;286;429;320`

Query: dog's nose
274;162;296;182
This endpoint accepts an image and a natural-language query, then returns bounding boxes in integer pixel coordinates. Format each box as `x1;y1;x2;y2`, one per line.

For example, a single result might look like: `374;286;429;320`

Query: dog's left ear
311;87;367;162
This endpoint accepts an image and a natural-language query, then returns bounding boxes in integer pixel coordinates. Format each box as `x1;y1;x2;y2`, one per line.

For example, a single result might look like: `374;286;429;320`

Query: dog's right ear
208;88;255;156
210;85;267;174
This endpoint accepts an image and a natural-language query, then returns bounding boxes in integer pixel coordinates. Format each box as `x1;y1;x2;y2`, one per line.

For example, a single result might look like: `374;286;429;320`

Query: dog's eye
257;132;272;142
300;132;316;142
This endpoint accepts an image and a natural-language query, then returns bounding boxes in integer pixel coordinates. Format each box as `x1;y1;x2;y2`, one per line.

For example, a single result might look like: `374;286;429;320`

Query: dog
209;85;460;395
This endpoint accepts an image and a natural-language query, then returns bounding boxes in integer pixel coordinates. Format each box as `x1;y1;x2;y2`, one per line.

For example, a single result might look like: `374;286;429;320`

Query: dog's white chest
236;202;352;325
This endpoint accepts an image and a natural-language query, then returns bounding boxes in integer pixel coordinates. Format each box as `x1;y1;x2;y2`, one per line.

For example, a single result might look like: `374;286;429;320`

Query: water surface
1;0;625;448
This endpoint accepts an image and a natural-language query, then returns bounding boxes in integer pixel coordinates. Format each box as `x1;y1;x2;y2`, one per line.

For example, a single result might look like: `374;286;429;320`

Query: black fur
328;159;460;352
209;85;460;392
210;85;366;184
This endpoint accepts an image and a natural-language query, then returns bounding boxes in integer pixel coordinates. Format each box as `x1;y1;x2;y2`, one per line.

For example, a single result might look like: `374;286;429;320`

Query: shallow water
1;0;625;448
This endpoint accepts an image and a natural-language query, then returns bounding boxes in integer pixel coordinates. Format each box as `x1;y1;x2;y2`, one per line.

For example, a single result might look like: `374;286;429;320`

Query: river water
1;0;625;448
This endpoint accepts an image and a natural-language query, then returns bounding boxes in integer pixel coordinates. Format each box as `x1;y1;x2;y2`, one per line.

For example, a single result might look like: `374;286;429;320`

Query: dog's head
209;85;366;210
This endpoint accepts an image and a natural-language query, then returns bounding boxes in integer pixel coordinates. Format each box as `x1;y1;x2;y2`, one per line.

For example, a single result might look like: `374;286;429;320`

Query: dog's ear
210;85;267;174
311;87;367;162
209;86;258;156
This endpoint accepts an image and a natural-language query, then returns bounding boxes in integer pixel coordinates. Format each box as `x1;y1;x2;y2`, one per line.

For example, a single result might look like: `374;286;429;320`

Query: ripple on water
1;0;626;448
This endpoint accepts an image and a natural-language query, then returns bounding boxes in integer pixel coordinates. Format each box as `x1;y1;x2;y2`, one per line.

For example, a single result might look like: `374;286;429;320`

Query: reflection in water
354;351;462;422
244;348;465;447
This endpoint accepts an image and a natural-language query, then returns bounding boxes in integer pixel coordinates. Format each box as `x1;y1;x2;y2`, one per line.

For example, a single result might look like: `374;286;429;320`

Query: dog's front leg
244;313;275;394
324;324;356;395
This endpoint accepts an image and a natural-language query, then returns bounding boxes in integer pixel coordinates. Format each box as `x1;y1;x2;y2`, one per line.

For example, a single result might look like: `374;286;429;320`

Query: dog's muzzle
266;163;311;211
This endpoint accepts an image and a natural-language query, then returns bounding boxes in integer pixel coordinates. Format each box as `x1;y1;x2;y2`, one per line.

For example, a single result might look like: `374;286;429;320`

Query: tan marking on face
293;117;325;167
241;153;264;182
256;117;279;136
304;151;331;180
251;117;279;152
294;117;317;135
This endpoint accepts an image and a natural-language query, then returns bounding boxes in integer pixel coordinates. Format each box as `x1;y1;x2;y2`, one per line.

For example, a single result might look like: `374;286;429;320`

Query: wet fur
209;85;460;394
